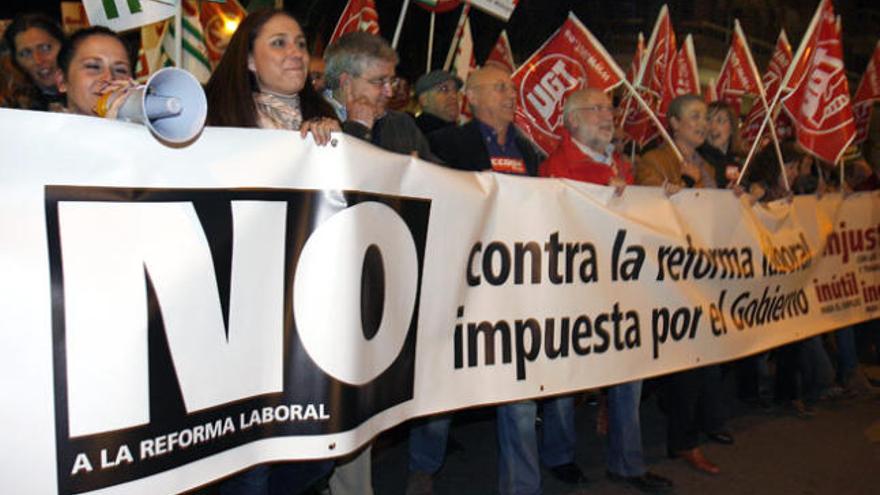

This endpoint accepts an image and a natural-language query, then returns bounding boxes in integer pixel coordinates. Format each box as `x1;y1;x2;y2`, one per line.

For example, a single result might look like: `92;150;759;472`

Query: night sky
2;1;877;84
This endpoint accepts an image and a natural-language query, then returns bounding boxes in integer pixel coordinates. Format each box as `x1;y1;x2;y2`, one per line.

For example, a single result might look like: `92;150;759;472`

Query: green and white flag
82;0;177;32
157;0;212;84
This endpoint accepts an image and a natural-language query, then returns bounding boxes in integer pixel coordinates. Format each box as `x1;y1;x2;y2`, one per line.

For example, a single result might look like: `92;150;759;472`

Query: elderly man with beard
539;88;673;493
407;66;582;495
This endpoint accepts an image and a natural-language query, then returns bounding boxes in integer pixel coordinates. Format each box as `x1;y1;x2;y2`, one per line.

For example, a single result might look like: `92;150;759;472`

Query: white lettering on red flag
659;34;699;121
715;20;763;116
852;41;880;144
627;5;675;146
512;12;624;154
781;0;855;164
486;30;515;73
329;0;380;45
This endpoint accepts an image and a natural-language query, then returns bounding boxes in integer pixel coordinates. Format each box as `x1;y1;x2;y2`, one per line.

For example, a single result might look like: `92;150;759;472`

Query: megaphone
112;67;207;144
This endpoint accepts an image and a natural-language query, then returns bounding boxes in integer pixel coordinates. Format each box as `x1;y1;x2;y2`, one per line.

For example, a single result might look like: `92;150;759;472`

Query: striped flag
82;0;176;32
155;0;212;83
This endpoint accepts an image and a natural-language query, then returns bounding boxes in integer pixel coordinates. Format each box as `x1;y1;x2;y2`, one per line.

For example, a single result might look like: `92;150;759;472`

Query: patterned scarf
253;91;302;130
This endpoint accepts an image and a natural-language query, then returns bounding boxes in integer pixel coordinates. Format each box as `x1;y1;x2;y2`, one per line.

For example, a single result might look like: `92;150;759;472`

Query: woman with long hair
3;13;66;110
205;9;338;144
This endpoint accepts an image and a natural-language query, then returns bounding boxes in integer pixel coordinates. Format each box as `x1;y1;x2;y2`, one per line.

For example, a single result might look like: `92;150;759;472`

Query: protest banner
1;109;878;494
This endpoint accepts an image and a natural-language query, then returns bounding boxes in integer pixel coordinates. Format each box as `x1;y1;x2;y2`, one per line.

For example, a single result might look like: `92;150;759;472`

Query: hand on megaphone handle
300;117;341;146
93;79;139;119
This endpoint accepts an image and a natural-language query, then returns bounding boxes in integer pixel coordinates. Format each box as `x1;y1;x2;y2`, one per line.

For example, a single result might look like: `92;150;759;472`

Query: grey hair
324;32;399;90
666;93;704;121
562;87;606;126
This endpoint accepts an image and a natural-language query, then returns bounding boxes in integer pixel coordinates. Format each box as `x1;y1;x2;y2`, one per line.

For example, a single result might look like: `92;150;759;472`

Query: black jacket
341;110;439;163
427;120;543;177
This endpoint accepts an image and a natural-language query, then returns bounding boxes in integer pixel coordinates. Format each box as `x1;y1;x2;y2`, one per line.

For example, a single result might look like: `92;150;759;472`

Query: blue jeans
409;398;575;495
606;380;646;477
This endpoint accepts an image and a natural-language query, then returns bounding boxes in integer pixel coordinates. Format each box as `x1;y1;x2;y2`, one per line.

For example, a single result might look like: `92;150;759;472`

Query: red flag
486;30;515;73
329;0;380;45
626;5;675;146
512;12;625;154
659;34;699;120
705;77;717;103
781;0;855;164
199;0;247;67
415;0;461;13
853;40;880;144
715;19;763;116
626;32;645;83
741;30;793;146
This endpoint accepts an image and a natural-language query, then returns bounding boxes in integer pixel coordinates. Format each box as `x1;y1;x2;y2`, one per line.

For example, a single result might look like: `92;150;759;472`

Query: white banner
82;0;177;32
1;109;878;494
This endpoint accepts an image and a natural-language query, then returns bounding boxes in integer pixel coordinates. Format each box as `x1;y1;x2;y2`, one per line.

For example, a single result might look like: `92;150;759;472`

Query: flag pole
736;19;789;190
174;0;182;68
619;78;684;163
736;1;826;186
427;11;436;73
392;0;412;49
444;3;471;71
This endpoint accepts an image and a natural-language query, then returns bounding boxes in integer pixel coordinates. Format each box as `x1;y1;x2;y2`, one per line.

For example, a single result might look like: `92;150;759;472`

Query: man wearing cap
406;66;584;495
414;70;462;134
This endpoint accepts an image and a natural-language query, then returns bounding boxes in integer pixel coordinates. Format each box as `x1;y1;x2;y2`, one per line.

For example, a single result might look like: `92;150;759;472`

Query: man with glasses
408;65;586;495
320;31;436;495
323;31;435;160
413;70;462;134
539;88;674;494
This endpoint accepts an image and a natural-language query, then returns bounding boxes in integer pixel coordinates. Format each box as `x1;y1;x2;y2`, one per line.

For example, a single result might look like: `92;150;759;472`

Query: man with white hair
539;88;673;493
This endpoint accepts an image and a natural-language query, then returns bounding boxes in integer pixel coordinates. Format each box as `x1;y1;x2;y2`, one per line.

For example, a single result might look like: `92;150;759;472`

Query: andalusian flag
157;0;212;83
82;0;176;32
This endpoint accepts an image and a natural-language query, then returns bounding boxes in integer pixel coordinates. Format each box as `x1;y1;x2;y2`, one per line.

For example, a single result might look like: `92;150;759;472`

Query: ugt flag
329;0;380;45
853;40;880;144
715;19;764;116
741;30;793;146
781;0;855;164
512;12;624;155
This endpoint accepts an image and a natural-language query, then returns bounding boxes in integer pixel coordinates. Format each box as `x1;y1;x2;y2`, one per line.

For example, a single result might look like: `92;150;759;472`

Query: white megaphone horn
113;67;207;144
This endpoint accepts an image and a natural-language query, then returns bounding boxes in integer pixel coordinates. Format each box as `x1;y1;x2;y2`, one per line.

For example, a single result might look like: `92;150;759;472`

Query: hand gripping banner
1;109;878;494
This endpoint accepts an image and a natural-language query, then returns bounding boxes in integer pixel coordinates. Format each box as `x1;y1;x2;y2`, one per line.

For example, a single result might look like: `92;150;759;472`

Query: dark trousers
663;368;703;453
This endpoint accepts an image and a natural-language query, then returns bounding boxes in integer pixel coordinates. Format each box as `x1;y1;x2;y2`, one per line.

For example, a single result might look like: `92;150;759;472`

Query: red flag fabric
853;41;880;144
625;32;645;83
781;0;855;164
705;77;717;103
715;19;763;116
200;0;247;67
512;12;625;154
329;0;380;45
616;32;645;144
741;30;793;146
658;34;699;120
486;30;515;73
414;0;461;13
625;5;675;146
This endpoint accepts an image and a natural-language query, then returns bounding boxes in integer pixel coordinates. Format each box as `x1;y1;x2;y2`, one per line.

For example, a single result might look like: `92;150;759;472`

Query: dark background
3;1;879;86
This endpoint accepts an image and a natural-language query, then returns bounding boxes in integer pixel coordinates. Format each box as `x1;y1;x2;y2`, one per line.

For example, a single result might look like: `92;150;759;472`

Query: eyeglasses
471;82;516;93
572;104;615;114
359;75;400;89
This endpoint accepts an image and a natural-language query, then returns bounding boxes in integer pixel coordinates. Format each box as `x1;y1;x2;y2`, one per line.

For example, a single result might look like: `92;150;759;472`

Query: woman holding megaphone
206;9;339;145
54;26;136;118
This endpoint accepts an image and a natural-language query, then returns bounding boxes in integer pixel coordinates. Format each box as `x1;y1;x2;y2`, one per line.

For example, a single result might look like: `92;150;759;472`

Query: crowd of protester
2;8;879;495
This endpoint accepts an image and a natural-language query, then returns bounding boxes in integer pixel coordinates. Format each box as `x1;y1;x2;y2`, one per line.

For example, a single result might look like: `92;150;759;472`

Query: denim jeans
605;380;646;477
409;398;575;495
